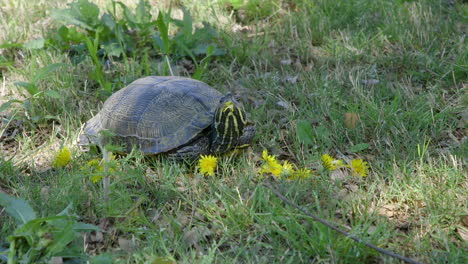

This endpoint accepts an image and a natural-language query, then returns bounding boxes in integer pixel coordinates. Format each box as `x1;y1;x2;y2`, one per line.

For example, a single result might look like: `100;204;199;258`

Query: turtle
79;76;255;160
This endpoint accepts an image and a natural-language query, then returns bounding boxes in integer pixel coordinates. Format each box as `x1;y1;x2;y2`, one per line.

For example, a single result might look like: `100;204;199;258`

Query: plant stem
165;55;174;76
8;239;16;264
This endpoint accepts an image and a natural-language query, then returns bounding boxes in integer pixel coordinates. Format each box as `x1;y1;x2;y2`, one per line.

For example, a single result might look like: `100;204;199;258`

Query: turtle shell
84;76;224;154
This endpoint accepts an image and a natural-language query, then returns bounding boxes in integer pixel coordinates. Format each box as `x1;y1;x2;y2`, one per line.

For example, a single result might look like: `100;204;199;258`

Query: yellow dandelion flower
52;146;72;168
199;155;218;176
91;174;103;183
260;150;283;177
260;161;283;177
321;154;344;170
350;159;369;177
280;160;295;178
262;150;278;165
87;158;103;170
290;168;312;180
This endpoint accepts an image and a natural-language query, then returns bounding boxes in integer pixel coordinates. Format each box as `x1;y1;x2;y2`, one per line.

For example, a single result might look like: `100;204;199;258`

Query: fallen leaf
118;237;135;251
335;188;348;200
283;75;298;84
50;257;63;264
149;257;176;264
304;63;314;71
294;59;303;70
378;204;397;218
280;58;292;65
345;183;359;192
183;226;212;247
457;111;468;127
183;228;200;247
276;100;291;110
362;79;380;85
40;186;50;198
367;225;377;235
457;226;468;242
461;215;468;228
89;231;104;243
176;213;191;227
344;113;360;129
330;168;350;182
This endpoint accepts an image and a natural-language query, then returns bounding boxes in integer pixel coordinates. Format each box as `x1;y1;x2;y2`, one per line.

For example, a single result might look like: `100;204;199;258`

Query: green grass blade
0;192;37;225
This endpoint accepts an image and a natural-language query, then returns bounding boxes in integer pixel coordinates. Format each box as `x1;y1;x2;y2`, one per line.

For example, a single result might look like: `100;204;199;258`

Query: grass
1;0;467;263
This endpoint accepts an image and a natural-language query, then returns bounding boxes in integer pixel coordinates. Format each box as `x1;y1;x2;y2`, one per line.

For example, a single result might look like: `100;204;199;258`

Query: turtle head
210;93;248;153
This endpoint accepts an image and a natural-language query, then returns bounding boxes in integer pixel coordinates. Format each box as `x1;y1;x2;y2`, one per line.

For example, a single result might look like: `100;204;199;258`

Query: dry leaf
457;226;468;242
330;168;350;182
118;237;135;251
184;228;200;247
294;59;303;70
149;257;176;264
367;225;377;235
344;113;360;129
304;63;314;71
183;226;212;247
50;257;63;264
461;215;468;228
345;183;359;192
283;75;299;84
176;213;191;227
90;231;103;243
335;188;348;200
40;186;50;198
378;204;397;217
276;100;291;110
362;79;380;85
457;111;468;127
280;58;292;65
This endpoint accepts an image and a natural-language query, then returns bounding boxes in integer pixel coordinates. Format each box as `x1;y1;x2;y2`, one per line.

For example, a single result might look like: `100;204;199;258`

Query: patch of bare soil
1;115;63;173
0;116;23;160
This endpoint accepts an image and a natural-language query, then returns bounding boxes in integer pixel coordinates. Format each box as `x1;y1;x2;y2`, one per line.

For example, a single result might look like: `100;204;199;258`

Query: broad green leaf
70;0;100;27
0;192;37;224
45;221;76;256
23;38;45;49
51;9;94;31
15;81;39;96
102;42;123;57
156;12;170;54
57;25;69;41
136;0;152;24
90;254;113;264
73;222;99;232
33;63;68;83
101;13;116;31
220;0;245;9
0;42;22;49
296;120;314;146
348;143;370;153
67;27;88;43
149;257;177;264
181;7;193;38
57;202;74;216
315;125;331;143
0;60;14;68
116;1;137;26
192;44;225;56
0;99;23;113
0;247;7;262
206;45;215;56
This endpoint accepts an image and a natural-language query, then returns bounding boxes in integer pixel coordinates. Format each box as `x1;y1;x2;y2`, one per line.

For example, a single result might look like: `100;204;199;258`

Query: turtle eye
222;101;234;112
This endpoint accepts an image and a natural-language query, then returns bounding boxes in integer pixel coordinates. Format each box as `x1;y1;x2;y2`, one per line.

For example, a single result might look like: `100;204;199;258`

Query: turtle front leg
168;136;210;161
235;125;256;149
